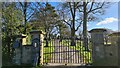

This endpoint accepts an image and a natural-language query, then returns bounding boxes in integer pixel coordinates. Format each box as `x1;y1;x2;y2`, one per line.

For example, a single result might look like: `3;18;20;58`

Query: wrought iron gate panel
43;37;92;65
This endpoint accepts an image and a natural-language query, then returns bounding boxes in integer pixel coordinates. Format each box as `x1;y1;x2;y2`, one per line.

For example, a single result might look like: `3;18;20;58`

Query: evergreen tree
31;2;59;47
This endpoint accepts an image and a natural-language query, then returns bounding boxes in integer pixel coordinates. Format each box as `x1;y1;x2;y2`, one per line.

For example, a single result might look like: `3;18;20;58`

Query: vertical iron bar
75;38;77;63
78;38;80;63
44;39;45;63
50;38;51;63
81;38;84;64
80;36;82;64
62;38;63;63
72;39;75;63
43;40;44;63
54;37;55;63
87;38;90;64
58;38;60;63
59;38;61;63
45;39;46;63
61;37;63;63
70;37;72;63
68;37;70;63
60;38;62;63
52;38;53;63
66;38;67;63
67;38;69;63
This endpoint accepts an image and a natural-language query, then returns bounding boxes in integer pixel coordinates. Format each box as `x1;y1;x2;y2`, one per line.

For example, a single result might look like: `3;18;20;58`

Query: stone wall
21;45;33;64
13;30;45;66
89;28;119;66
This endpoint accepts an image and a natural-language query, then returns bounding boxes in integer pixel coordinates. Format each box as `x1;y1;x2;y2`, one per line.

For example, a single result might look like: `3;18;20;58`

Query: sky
87;2;118;31
49;2;119;32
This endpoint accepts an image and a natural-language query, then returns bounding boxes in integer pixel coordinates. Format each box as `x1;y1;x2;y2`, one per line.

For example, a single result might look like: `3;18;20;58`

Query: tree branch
68;2;74;17
63;19;71;28
19;2;24;10
87;2;105;14
89;2;94;13
26;10;36;21
76;2;83;9
86;2;89;7
75;21;82;31
78;8;83;12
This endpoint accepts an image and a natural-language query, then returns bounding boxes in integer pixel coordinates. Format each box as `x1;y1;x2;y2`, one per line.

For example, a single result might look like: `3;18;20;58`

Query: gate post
89;28;107;66
40;31;45;65
12;34;26;65
30;30;44;66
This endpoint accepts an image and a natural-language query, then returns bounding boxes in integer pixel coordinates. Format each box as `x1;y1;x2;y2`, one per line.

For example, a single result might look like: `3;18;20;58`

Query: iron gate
43;37;92;65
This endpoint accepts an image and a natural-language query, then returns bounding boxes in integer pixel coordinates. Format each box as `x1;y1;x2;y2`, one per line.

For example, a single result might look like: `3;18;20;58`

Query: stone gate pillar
89;28;107;66
12;34;26;65
30;30;44;65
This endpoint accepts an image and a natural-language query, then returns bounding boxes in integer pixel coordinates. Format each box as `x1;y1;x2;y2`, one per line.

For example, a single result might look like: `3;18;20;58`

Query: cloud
96;17;118;26
87;24;89;27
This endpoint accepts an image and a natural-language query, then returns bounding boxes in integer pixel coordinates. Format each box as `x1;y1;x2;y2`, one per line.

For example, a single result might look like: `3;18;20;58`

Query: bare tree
59;2;82;46
81;2;110;51
59;1;110;48
18;1;41;34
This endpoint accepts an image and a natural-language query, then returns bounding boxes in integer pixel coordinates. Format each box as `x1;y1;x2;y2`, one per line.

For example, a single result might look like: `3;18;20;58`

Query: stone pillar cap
14;34;27;38
30;30;45;34
89;28;107;33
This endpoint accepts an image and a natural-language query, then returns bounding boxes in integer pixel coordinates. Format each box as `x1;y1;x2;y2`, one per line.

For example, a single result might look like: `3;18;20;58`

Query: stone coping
89;28;107;33
13;34;27;38
30;30;45;34
108;32;120;36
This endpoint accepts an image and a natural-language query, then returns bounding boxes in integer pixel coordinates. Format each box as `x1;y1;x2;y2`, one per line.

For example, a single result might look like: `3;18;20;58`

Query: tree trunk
23;2;27;34
71;28;76;46
69;2;76;46
7;36;11;62
83;2;89;51
45;27;48;47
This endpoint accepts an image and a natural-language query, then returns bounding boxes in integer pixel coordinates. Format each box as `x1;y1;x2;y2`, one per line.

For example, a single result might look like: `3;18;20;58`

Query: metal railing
43;37;92;65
